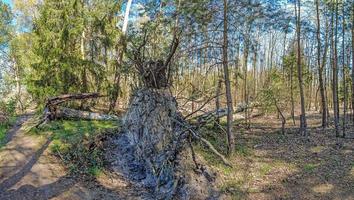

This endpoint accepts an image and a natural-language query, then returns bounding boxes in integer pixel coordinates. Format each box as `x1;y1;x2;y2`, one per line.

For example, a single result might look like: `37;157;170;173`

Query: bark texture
109;88;217;199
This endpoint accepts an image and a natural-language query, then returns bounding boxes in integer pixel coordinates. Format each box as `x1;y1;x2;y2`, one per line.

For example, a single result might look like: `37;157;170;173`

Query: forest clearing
0;0;354;199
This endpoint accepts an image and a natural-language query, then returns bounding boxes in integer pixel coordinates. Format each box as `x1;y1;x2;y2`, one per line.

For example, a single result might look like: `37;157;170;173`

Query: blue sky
2;0;12;6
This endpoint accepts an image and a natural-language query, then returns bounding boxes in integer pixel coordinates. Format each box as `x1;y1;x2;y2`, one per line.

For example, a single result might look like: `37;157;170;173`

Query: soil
0;115;152;200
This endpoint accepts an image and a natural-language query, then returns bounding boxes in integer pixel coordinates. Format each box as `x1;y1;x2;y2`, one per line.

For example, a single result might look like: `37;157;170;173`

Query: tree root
174;117;232;168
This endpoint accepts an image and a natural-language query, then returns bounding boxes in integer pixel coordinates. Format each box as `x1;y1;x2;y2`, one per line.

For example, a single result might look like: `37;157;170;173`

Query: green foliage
0;98;16;117
0;1;13;47
21;0;122;104
0;116;16;148
33;120;118;176
259;69;289;113
303;163;318;172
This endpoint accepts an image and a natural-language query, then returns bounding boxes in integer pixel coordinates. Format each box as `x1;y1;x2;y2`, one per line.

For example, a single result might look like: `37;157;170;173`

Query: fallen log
193;102;259;126
35;93;117;128
56;107;119;121
46;92;103;106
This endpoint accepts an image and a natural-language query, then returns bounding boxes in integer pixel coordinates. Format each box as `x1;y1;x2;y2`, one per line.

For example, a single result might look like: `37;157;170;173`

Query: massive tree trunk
315;0;327;128
223;0;235;154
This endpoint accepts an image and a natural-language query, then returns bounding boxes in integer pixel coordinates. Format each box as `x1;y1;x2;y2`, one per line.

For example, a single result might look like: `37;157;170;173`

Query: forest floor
198;111;354;200
0;111;353;200
0;115;152;200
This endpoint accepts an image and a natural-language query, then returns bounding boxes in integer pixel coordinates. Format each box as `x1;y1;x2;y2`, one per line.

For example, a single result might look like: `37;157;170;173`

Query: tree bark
243;38;250;128
342;2;346;138
332;1;340;137
295;0;307;136
215;77;222;127
315;0;327;128
223;0;235;154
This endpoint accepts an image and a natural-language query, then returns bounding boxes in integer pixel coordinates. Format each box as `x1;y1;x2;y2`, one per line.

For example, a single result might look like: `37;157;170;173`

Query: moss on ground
30;119;119;177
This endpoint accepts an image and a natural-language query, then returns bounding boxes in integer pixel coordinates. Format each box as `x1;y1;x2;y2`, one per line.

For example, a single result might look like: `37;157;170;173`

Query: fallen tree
193;102;259;126
36;93;117;128
108;33;225;199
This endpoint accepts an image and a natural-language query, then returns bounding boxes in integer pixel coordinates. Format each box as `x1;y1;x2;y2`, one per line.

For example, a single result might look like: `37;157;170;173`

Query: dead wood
35;93;116;128
172;117;232;168
193;102;258;126
55;107;119;121
46;92;103;106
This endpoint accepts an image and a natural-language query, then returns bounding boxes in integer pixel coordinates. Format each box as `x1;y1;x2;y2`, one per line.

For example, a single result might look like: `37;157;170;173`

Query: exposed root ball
108;88;217;199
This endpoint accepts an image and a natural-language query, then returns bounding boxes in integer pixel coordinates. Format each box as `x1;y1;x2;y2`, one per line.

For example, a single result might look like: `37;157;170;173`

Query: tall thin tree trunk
333;1;340;137
234;40;240;107
223;0;235;154
243;39;249;128
316;0;327;128
295;0;307;136
290;62;296;126
323;17;330;124
109;0;132;112
342;2;346;138
215;77;222;127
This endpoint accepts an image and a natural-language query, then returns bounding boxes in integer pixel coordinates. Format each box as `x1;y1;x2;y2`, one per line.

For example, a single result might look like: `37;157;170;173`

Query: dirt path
0;115;152;200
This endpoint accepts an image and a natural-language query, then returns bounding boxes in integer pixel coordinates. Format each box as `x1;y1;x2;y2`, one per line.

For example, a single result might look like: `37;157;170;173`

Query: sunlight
312;183;334;194
310;146;325;154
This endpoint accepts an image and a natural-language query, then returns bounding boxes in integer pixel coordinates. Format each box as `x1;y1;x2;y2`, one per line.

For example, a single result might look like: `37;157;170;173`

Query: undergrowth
0;116;17;148
31;120;119;177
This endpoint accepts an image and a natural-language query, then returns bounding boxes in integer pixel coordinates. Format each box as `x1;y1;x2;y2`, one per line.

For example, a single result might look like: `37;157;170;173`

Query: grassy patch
303;163;318;172
235;144;252;156
0;116;17;147
32;119;118;176
259;163;273;176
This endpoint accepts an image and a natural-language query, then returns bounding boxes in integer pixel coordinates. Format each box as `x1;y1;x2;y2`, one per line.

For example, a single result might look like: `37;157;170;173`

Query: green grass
235;144;252;157
303;163;318;172
0;116;17;148
259;163;273;176
31;119;118;176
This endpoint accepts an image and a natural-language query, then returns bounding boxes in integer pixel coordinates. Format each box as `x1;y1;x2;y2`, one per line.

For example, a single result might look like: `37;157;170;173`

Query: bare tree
333;0;340;137
295;0;307;136
342;1;346;138
223;0;235;154
315;0;327;128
